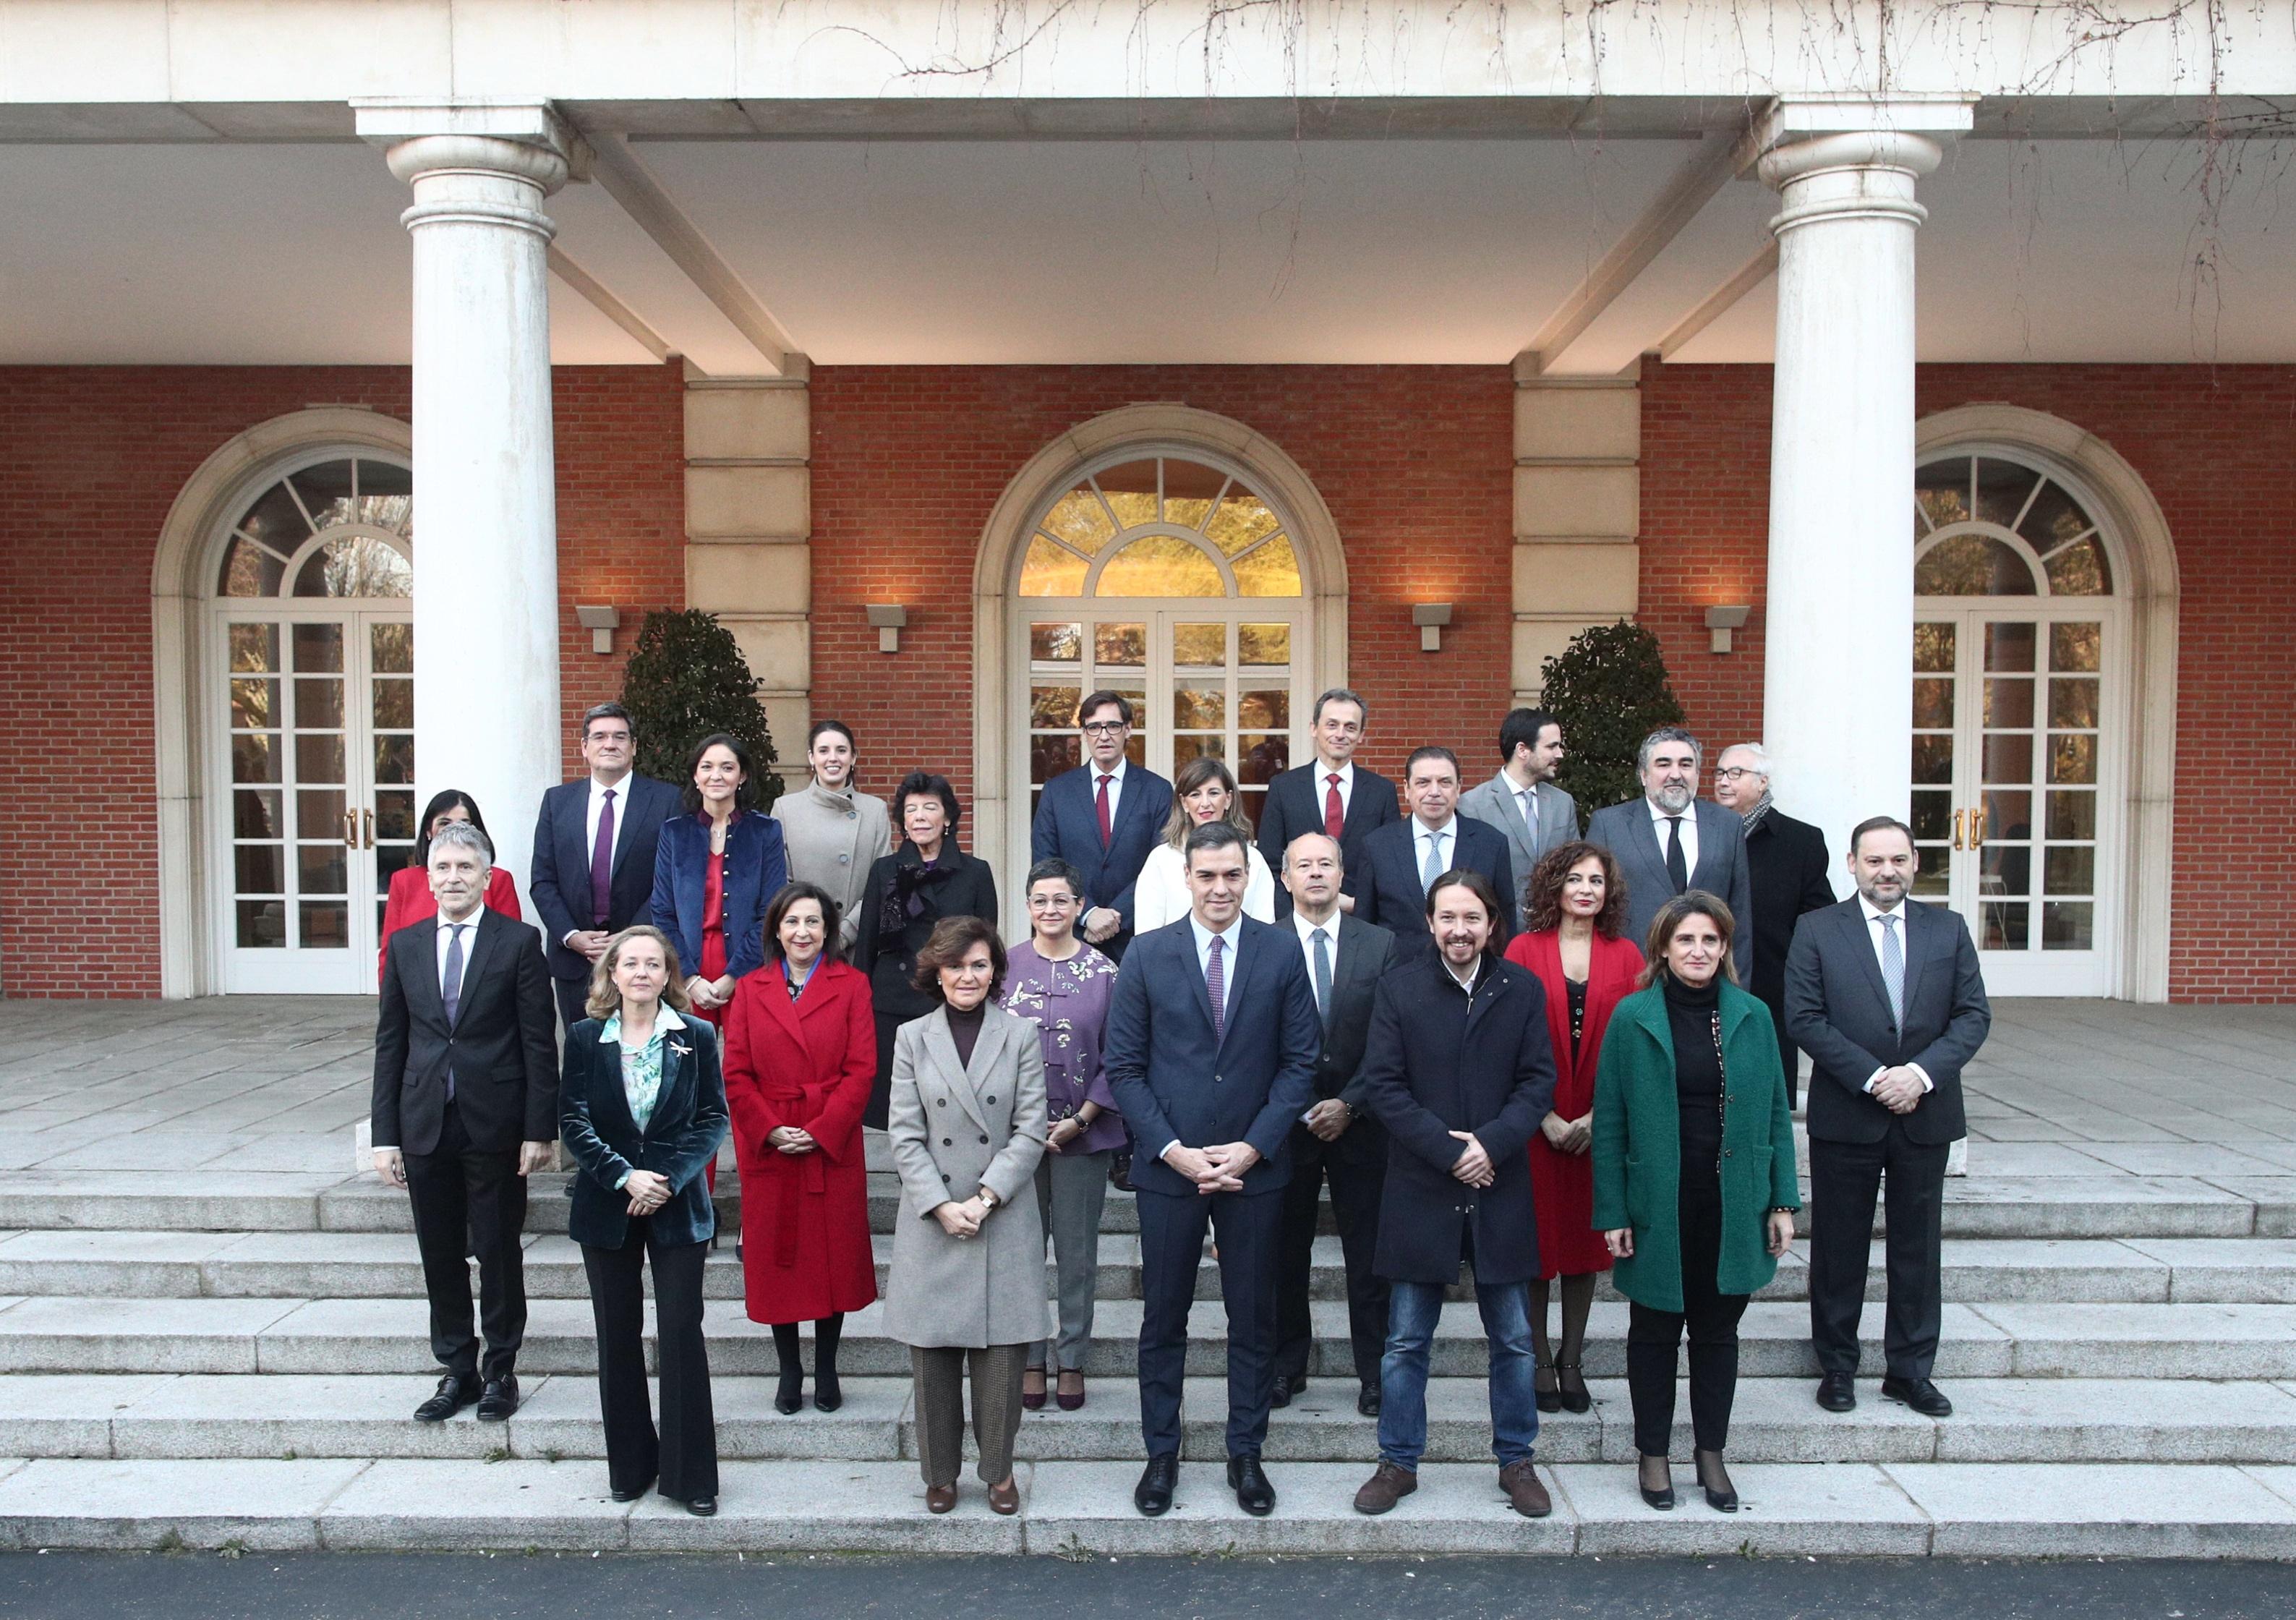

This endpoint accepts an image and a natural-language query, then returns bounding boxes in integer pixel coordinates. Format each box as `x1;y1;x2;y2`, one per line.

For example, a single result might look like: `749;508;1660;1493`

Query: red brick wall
807;365;1519;809
0;362;686;997
1640;362;2296;1002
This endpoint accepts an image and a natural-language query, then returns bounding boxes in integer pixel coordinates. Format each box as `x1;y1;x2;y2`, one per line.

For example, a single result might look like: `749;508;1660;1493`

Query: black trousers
1626;1167;1749;1456
1274;1115;1388;1388
552;973;591;1031
581;1217;718;1503
1809;1118;1949;1380
1137;1185;1280;1459
402;1100;526;1381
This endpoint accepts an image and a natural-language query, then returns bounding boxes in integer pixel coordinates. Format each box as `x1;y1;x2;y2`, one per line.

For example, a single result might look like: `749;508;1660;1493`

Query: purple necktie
590;787;617;925
1205;934;1226;1044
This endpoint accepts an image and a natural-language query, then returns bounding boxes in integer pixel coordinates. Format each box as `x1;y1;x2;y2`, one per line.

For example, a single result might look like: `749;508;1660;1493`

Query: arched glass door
1911;452;2124;996
208;453;414;993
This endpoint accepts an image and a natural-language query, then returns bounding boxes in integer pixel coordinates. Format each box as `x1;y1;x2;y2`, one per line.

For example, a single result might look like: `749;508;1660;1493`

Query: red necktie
1096;774;1114;848
1323;772;1344;840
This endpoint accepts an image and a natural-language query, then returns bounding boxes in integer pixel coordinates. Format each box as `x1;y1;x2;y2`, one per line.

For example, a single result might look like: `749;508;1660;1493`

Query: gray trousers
1029;1148;1111;1372
911;1342;1029;1487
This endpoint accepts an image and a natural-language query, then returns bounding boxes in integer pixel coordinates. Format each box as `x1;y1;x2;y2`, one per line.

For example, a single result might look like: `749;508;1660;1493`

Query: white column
358;104;577;905
1757;99;1970;889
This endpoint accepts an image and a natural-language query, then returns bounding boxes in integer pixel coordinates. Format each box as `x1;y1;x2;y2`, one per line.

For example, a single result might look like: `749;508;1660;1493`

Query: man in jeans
1349;870;1558;1518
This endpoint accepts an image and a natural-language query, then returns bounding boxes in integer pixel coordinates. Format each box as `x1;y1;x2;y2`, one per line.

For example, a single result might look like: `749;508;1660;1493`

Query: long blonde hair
1161;756;1255;851
585;924;694;1020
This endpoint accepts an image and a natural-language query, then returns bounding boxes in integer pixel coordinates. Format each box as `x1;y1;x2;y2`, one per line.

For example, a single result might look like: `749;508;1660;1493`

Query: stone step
1;1372;2289;1468
0;1454;2292;1556
7;1229;2296;1306
0;1294;2287;1380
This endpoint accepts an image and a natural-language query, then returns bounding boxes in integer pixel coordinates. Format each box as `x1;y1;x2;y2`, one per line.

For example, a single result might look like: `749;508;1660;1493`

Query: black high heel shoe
1695;1448;1738;1512
1535;1360;1561;1415
1555;1361;1591;1415
1637;1454;1676;1511
774;1368;804;1415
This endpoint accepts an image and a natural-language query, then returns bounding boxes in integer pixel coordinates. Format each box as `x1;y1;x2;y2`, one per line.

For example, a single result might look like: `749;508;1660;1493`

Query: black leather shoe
684;1496;718;1517
1357;1385;1381;1418
412;1374;477;1423
1881;1376;1953;1418
1815;1371;1857;1412
610;1477;655;1504
1269;1373;1305;1410
475;1375;520;1422
1228;1454;1276;1517
1135;1454;1178;1517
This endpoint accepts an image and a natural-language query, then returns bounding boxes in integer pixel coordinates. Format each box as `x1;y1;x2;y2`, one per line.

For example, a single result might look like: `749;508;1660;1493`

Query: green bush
1540;620;1685;822
618;609;781;809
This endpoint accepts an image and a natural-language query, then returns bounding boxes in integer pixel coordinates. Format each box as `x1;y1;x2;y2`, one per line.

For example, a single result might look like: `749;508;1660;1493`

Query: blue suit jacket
1101;916;1322;1198
530;774;683;981
1354;815;1517;947
558;1012;729;1250
1030;764;1173;949
650;811;787;984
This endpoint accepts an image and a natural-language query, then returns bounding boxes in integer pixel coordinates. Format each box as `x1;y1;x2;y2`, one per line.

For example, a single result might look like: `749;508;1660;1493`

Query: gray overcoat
882;1005;1051;1349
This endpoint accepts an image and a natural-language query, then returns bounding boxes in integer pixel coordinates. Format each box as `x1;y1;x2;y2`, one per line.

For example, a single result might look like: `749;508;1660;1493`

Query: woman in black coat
560;924;730;1515
850;771;1000;1130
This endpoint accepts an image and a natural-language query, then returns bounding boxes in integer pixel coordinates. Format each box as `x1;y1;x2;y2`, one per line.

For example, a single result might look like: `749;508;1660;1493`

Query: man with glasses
1030;690;1174;965
1713;741;1839;1109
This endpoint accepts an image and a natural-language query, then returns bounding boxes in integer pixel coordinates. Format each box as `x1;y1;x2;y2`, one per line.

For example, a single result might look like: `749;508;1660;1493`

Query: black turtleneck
947;1000;987;1068
1662;971;1725;1174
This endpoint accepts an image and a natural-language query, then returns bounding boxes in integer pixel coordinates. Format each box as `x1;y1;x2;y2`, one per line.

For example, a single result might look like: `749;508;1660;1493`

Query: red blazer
722;957;879;1323
377;864;522;981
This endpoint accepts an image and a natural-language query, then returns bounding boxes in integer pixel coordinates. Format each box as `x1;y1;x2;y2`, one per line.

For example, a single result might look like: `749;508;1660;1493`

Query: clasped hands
623;1167;673;1216
1302;1099;1353;1143
1537;1109;1592;1156
932;1192;996;1238
1871;1065;1926;1114
1163;1141;1262;1195
767;1125;818;1156
1448;1131;1495;1189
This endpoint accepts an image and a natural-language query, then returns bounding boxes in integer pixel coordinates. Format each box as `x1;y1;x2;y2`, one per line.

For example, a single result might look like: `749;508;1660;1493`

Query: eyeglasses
1712;767;1762;783
1081;720;1127;736
1027;895;1079;909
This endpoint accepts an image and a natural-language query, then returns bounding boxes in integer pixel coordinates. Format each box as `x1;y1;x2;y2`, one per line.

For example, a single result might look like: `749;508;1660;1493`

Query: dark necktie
1311;926;1333;1030
1665;815;1689;894
1096;774;1114;848
441;922;467;1101
1205;934;1226;1044
1323;773;1344;840
589;787;618;926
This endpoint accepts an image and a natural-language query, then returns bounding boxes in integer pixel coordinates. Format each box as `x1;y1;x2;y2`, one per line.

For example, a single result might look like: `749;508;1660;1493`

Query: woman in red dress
1505;838;1645;1415
722;881;877;1415
376;790;521;980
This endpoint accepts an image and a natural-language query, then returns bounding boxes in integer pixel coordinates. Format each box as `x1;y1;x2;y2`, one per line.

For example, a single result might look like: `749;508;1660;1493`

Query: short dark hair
1404;745;1460;782
764;881;844;964
1636;725;1702;773
1640;890;1740;989
1024;858;1085;898
1183;819;1248;869
680;732;759;814
911;914;1007;1000
806;718;856;753
1078;689;1135;728
894;770;963;833
409;788;488;871
1499;707;1559;765
1311;687;1368;727
1522;839;1629;939
1850;815;1915;858
1425;869;1507;955
580;702;633;741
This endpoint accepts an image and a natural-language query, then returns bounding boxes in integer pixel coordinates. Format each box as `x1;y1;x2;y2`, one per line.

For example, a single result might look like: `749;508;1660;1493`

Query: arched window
1019;455;1303;599
215;456;413;600
1913;455;2112;598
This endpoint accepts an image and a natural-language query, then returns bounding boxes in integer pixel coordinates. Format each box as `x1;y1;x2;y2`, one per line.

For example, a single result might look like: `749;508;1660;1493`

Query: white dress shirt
1647;796;1699;882
1414;815;1458;885
1087;756;1127;832
1313;758;1356;824
1501;766;1543;837
1158;912;1242;1163
1858;895;1933;1094
435;908;482;1001
585;772;633;869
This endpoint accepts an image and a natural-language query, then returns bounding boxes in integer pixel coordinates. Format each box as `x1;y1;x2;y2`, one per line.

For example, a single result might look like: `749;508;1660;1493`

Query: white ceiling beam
1516;116;1768;374
570;122;804;377
547;244;673;362
1655;240;1779;360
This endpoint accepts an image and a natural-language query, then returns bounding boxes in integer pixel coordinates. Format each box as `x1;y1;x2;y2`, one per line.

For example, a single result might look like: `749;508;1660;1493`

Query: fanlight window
1018;456;1303;598
216;456;413;599
1914;455;2111;598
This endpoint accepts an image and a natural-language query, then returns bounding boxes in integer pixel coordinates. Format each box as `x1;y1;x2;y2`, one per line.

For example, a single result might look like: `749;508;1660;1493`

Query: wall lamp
1412;602;1454;653
1704;604;1750;655
575;604;621;655
866;602;909;655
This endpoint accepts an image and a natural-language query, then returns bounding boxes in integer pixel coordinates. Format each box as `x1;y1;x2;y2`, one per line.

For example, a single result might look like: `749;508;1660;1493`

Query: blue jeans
1377;1276;1539;1472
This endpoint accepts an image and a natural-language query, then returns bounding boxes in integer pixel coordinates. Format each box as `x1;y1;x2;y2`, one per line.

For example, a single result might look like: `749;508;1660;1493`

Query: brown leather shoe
986;1475;1021;1516
925;1483;957;1514
1352;1460;1418;1516
1500;1460;1552;1518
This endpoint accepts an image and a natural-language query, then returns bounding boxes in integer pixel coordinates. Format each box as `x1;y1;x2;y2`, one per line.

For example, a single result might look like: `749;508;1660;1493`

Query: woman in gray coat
884;916;1051;1516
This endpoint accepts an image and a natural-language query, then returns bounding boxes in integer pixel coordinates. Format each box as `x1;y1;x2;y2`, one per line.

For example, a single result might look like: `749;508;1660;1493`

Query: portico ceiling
1;127;2289;368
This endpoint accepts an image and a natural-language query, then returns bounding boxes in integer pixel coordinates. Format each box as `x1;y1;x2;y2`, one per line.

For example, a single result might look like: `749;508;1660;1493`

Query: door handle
341;809;358;849
362;809;375;850
1971;807;1987;850
1951;809;1966;850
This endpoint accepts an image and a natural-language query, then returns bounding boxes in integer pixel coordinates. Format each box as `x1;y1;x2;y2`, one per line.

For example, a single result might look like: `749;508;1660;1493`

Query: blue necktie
1420;830;1445;893
1205;935;1226;1044
1878;912;1905;1026
442;922;467;1101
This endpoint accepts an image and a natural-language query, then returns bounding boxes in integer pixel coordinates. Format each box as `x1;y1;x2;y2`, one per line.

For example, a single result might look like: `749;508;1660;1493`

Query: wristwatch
977;1188;1001;1212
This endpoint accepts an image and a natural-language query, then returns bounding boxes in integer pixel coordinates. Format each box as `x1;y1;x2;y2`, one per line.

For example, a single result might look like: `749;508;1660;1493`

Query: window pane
2018;480;2094;553
1910;790;1953;843
294;678;343;730
1979;842;2032;900
297;788;347;840
2049;623;2101;673
2045;790;2096;840
218;538;284;597
231;734;281;784
1162;459;1226;530
1030;734;1080;786
1981;900;2029;951
1975;458;2041;529
1030;683;1082;729
236;900;286;949
1913;622;1956;673
1094;623;1145;667
2049;734;2097;785
229;678;276;730
1172;623;1225;666
1911;733;1953;785
296;733;346;785
230;623;281;674
290;460;359;532
1020;535;1089;597
1172;735;1221;772
1917;534;2036;596
375;789;417;843
235;479;315;556
370;621;413;675
298;843;348;895
2048;677;2099;730
1098;536;1223;597
1205;488;1282;557
1982;678;2033;728
1237;733;1290;786
233;844;283;895
1914;457;1971;531
1239;623;1291;665
298;901;349;950
1030;621;1083;662
1093;460;1159;529
294;535;411;598
1981;734;2033;785
375;733;415;786
2041;902;2095;950
1040;487;1117;555
1238;687;1290;730
353;458;414;531
1174;684;1226;728
1984;622;2037;673
2044;846;2095;897
291;623;343;673
1234;534;1302;597
1912;678;1953;728
2043;535;2112;596
1911;857;1950;898
234;789;282;840
372;678;412;730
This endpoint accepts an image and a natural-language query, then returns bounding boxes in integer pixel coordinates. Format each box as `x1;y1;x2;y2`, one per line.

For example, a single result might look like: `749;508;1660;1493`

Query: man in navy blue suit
1030;690;1174;964
1355;746;1516;952
1104;822;1321;1519
528;703;683;1027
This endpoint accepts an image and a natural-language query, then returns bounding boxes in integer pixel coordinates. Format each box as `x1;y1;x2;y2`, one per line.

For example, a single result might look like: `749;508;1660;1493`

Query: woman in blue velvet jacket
560;924;730;1517
651;733;788;1023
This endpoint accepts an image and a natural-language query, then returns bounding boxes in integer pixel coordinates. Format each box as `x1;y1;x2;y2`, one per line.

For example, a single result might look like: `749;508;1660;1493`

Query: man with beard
1586;728;1753;981
1788;817;1991;1421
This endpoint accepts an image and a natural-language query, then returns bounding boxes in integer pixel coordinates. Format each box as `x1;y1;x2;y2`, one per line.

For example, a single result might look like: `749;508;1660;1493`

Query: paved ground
0;1551;2292;1620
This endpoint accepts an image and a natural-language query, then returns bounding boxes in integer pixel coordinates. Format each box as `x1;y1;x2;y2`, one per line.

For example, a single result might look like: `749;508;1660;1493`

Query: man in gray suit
1459;708;1578;930
1584;727;1754;979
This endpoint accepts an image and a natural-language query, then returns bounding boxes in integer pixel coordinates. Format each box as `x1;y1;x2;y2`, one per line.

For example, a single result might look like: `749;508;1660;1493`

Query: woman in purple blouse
1000;857;1124;1412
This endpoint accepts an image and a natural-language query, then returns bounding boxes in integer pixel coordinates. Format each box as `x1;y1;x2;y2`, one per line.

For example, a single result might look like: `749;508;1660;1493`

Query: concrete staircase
1;1161;2296;1556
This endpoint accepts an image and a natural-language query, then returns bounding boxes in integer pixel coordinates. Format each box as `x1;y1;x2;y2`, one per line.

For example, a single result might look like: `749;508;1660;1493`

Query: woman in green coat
1592;890;1798;1514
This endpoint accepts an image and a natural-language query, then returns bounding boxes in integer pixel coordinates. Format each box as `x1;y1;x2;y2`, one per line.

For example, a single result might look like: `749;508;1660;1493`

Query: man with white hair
1714;743;1839;1109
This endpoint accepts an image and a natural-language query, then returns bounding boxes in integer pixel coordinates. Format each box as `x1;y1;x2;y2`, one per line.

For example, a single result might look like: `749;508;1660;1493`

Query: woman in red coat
722;879;878;1415
377;790;521;980
1505;839;1646;1416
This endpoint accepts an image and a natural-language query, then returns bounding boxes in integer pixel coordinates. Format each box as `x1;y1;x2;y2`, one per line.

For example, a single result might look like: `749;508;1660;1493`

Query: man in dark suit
1104;822;1322;1519
1030;689;1174;963
1255;687;1400;918
1270;832;1398;1418
1458;707;1579;931
529;702;682;1028
1788;815;1992;1420
1714;742;1840;1109
372;821;560;1424
1356;746;1516;952
1584;727;1754;979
